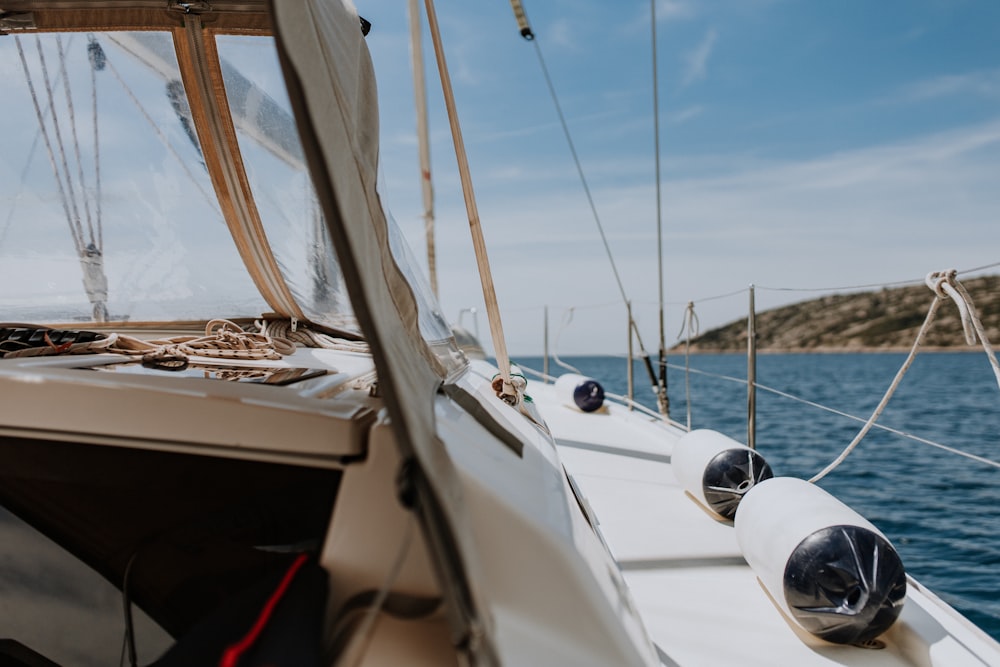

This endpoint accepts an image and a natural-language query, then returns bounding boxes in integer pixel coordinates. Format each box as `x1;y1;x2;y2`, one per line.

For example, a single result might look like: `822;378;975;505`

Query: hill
676;274;1000;352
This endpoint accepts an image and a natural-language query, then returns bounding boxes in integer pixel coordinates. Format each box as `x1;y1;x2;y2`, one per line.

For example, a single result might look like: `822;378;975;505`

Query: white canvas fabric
271;1;496;660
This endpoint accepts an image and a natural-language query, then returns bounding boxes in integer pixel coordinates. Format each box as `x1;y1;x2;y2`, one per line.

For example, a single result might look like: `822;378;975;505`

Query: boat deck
528;381;1000;667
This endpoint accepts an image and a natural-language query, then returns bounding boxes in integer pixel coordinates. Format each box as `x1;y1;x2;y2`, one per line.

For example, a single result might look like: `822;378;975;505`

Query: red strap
219;554;310;667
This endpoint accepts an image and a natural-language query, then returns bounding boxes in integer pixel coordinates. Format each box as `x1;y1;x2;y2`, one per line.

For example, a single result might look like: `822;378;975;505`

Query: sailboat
0;1;997;666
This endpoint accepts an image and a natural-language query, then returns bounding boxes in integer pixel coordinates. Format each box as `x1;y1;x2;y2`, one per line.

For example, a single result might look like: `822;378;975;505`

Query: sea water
515;351;1000;642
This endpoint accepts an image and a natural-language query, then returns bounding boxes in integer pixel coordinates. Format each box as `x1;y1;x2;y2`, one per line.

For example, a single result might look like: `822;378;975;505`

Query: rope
757;278;923;293
931;270;1000;391
16;36;84;253
491;371;548;430
107;319;295;368
516;16;664;408
88;34;104;251
57;34;99;252
255;318;370;354
34;36;92;257
752;381;1000;471
655;359;1000;470
756;261;999;295
102;37;219;212
678;287;748;306
958;260;1000;275
528;40;627;307
2;319;372;363
809;269;999;482
670;360;1000;471
17;35;109;319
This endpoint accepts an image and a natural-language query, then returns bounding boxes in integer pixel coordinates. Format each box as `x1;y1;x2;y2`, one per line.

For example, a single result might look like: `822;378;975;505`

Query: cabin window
0;31;267;324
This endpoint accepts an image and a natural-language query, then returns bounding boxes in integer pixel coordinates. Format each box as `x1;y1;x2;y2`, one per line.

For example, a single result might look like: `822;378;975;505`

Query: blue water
516;352;1000;643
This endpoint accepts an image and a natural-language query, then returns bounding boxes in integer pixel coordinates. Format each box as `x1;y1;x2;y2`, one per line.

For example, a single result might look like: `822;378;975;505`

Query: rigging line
102;53;219;213
56;34;98;248
662;362;748;387
506;300;623;314
752;382;1000;471
2;52;68;247
15;36;85;254
758;263;1000;294
527;38;630;310
809;285;937;482
662;361;1000;471
89;34;104;251
521;23;662;403
35;35;87;253
958;260;1000;275
687;287;749;305
756;277;924;292
1;36;84;248
712;266;997;303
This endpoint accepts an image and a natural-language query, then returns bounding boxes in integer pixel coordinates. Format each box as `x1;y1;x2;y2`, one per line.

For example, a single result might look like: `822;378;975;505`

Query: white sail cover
271;0;494;659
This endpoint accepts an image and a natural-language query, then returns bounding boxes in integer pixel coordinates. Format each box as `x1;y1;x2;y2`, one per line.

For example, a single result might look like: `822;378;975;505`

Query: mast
408;0;438;298
651;0;669;415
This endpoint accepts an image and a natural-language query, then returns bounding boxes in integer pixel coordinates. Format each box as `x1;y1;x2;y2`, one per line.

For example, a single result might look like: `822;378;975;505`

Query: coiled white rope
810;269;1000;482
3;318;371;365
255;318;370;354
106;319;295;368
931;271;1000;389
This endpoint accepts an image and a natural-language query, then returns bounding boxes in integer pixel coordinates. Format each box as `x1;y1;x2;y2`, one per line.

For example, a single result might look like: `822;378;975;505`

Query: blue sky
359;0;1000;355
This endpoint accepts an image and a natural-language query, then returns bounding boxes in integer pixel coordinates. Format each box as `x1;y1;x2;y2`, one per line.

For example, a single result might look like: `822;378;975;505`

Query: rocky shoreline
672;275;1000;353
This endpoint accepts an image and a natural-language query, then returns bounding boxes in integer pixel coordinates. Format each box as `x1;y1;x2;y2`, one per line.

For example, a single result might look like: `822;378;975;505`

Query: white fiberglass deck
529;381;1000;667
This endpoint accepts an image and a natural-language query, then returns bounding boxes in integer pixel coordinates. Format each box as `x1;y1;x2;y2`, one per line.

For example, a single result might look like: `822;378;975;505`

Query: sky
357;0;1000;356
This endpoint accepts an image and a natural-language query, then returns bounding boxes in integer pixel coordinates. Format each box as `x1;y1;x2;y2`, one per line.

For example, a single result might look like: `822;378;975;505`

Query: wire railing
516;267;1000;475
661;361;1000;472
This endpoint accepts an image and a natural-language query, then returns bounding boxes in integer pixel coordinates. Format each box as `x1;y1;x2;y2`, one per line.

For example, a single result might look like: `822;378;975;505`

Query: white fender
735;477;906;644
672;429;772;519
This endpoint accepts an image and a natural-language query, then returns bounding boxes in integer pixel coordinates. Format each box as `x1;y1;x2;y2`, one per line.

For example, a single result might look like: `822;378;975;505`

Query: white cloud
667;105;704;124
418;120;1000;354
548;19;575;50
681;28;718;86
891;68;1000;104
362;3;1000;354
657;0;695;22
